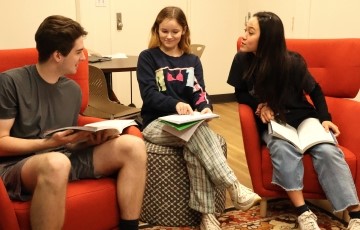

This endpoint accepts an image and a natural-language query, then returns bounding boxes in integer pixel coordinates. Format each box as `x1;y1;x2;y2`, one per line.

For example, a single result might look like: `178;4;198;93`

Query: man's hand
49;130;91;147
86;130;119;146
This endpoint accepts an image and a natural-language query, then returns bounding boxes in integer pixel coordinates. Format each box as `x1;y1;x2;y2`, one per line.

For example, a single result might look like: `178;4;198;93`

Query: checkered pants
142;119;237;213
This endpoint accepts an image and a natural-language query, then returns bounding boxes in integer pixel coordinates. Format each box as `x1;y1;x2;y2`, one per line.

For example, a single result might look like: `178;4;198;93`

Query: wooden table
90;56;138;107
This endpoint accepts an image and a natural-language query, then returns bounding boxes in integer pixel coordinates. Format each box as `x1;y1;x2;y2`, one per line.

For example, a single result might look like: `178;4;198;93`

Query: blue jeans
262;131;359;212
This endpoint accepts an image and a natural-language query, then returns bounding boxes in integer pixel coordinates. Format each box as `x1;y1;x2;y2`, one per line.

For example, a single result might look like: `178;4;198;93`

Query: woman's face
158;18;184;51
240;16;260;53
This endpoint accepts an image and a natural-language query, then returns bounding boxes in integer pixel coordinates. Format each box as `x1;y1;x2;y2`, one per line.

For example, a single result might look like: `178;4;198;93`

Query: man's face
239;17;260;53
61;37;86;75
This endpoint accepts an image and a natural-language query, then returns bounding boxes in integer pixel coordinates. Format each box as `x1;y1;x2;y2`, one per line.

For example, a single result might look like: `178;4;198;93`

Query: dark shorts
0;147;96;201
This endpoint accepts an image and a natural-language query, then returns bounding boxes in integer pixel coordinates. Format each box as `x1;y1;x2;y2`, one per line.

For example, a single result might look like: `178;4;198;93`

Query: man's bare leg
21;152;71;230
93;134;147;220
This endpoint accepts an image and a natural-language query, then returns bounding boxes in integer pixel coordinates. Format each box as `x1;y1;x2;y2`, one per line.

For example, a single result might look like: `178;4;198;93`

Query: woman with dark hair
137;6;261;230
227;11;360;230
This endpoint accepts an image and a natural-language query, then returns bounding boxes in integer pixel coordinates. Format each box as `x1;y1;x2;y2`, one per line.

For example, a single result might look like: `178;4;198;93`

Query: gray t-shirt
0;65;81;140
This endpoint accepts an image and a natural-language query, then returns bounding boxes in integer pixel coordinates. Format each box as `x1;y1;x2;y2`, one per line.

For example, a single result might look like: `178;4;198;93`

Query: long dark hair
246;11;291;120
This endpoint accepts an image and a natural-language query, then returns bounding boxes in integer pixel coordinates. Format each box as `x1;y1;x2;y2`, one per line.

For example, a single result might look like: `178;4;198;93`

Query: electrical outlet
95;0;106;7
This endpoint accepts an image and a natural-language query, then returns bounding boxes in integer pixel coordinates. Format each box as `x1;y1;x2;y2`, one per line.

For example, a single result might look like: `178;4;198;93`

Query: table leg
128;71;136;107
104;72;121;103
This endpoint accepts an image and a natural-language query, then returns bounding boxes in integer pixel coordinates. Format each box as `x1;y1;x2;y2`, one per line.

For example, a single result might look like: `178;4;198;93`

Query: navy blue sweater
137;47;212;128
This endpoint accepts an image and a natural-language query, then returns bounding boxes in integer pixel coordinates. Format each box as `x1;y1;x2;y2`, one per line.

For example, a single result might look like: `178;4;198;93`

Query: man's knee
38;153;71;181
116;136;147;163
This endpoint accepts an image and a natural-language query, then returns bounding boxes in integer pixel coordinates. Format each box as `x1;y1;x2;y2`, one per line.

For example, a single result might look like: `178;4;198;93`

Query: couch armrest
0;177;19;230
326;97;360;155
238;104;263;192
326;97;360;195
77;114;104;126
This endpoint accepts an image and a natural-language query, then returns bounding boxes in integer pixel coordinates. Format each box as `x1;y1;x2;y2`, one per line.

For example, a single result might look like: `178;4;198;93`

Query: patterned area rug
140;199;347;230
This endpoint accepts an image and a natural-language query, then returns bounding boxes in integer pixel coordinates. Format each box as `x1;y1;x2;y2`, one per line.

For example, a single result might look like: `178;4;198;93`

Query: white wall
76;0;243;107
0;0;76;49
1;0;359;107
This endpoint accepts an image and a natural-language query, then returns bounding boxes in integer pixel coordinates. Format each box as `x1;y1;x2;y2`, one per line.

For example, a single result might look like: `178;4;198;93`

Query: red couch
0;48;142;230
236;38;360;217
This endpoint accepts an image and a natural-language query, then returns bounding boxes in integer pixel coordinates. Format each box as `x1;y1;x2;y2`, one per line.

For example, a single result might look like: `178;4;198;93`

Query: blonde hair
148;6;191;53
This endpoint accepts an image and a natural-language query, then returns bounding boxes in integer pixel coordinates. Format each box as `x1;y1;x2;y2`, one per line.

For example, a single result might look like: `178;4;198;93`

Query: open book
268;117;337;153
159;112;219;141
42;119;137;138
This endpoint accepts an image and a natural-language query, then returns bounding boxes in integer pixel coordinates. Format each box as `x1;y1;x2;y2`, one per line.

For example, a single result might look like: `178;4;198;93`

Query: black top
227;51;331;134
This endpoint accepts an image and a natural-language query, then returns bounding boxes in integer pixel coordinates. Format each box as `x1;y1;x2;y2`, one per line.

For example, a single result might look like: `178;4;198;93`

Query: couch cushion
13;178;119;230
286;39;360;99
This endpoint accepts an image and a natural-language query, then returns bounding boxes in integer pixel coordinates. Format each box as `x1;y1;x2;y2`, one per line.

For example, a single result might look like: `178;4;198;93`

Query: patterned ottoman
140;135;227;227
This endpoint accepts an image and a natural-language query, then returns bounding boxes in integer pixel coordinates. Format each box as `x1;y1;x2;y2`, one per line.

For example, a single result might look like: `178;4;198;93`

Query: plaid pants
142;119;237;213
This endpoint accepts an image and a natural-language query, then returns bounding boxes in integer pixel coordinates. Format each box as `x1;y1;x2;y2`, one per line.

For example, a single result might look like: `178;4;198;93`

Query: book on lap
268;117;337;153
159;112;219;141
42;119;137;138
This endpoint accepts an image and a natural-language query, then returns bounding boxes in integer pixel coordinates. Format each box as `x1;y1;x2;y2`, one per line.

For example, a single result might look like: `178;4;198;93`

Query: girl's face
158;18;184;51
240;16;260;53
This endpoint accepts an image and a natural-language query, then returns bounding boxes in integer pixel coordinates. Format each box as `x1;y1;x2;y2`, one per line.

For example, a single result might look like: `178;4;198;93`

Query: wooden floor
209;102;252;188
208;102;253;208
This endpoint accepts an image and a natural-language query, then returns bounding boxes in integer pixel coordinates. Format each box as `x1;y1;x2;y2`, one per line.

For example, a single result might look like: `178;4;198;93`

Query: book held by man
42;119;137;138
159;112;219;141
268;117;337;153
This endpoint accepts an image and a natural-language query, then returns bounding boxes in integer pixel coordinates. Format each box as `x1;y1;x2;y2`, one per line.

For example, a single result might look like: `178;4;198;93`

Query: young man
0;15;147;230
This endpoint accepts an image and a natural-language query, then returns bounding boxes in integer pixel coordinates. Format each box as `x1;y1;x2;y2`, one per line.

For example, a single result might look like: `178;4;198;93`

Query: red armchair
236;38;360;217
0;48;142;230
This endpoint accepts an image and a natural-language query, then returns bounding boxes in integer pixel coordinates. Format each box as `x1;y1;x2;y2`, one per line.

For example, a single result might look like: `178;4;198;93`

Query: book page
162;120;204;141
159;112;219;125
297;118;336;151
269;120;301;149
42;119;136;138
85;119;137;132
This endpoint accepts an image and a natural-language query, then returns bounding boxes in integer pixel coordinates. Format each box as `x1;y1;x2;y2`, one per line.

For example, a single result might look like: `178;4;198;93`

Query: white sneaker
228;181;261;211
297;210;320;230
200;214;221;230
348;218;360;230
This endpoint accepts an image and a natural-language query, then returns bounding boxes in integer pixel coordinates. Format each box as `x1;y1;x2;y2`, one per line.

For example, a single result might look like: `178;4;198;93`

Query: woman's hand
176;102;193;115
258;104;274;123
200;107;213;122
322;120;340;137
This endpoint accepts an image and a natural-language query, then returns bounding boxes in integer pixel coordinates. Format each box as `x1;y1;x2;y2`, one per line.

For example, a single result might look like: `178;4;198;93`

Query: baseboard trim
210;93;236;104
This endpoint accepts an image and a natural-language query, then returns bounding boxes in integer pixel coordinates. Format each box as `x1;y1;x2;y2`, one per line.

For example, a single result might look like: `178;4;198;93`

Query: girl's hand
258;105;274;123
200;107;213;122
255;103;267;116
322;120;340;137
176;102;193;115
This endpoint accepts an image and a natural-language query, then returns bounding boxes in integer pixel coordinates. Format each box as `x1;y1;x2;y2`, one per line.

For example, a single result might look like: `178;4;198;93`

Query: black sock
296;204;310;216
349;211;360;219
118;219;139;230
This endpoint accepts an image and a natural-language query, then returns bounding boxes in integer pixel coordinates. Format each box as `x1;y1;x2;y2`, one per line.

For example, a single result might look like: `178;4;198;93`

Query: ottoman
140;135;227;226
